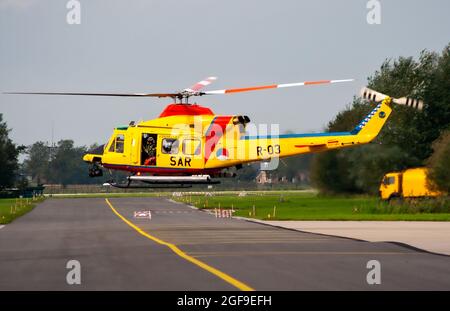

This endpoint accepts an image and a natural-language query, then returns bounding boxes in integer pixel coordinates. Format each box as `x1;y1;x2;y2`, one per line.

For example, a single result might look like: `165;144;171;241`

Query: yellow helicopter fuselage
83;98;392;177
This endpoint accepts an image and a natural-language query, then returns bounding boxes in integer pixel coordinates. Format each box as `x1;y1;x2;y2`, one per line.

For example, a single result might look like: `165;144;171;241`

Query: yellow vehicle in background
379;167;441;200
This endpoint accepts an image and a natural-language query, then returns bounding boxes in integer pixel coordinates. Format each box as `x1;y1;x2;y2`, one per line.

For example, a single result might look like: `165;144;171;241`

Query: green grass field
175;191;450;221
0;197;45;224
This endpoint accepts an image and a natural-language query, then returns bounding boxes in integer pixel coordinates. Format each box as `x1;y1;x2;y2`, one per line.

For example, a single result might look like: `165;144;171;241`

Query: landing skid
103;174;220;189
103;182;194;189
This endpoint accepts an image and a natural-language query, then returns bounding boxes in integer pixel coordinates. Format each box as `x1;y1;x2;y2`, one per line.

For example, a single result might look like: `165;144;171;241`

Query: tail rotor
360;87;424;110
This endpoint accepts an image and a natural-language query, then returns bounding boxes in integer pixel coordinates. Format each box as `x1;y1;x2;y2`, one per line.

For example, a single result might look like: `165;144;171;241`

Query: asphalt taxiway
0;197;449;290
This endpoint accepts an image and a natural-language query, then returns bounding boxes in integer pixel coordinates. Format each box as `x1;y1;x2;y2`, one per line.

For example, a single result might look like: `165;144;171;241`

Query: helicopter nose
83;144;105;163
83;153;104;164
83;154;93;162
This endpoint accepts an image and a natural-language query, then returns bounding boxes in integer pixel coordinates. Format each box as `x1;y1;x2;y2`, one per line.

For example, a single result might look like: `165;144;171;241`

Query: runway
1;197;449;290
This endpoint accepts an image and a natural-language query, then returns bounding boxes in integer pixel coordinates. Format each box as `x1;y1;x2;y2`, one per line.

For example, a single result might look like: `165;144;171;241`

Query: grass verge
0;197;46;224
174;192;450;221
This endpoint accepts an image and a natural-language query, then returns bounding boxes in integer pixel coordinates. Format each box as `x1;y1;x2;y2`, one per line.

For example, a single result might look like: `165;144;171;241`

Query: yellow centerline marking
105;198;254;291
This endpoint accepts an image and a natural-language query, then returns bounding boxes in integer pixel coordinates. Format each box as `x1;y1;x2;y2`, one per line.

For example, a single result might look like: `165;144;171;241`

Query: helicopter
5;77;423;188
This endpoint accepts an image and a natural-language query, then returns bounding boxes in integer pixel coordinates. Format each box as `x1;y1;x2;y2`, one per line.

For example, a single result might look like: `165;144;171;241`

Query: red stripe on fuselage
204;116;232;164
295;144;327;148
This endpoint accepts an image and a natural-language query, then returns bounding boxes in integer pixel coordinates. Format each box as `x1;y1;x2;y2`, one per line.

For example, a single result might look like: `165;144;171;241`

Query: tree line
0;114;23;189
23;140;101;186
311;44;450;194
0;120;102;189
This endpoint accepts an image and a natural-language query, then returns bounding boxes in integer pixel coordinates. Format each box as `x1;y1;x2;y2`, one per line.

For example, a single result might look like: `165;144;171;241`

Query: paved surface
259;221;450;255
0;197;449;290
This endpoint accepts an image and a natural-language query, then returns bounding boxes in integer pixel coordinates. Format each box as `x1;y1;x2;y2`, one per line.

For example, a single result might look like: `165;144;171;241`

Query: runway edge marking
105;198;254;291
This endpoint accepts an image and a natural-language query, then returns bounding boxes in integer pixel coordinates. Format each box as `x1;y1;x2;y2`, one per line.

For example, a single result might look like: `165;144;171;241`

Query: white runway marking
0;225;4;230
154;211;193;214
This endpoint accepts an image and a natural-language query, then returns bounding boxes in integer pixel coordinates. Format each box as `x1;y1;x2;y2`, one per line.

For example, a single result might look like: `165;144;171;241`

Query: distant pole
50;120;56;162
252;205;255;216
51;120;54;148
273;206;276;218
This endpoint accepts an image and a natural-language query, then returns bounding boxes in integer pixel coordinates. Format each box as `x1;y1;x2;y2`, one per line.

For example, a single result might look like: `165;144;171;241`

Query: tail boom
238;98;393;162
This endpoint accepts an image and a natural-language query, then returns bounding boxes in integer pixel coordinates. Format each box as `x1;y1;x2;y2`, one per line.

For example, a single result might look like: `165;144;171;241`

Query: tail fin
350;101;386;135
351;98;392;142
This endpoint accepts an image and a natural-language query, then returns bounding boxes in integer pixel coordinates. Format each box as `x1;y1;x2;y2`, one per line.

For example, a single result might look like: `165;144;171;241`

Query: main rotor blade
4;78;354;100
3;92;180;98
202;79;354;95
183;76;217;93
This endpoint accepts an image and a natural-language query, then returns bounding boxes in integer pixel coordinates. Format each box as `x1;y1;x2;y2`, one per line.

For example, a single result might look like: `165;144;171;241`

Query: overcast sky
1;0;449;147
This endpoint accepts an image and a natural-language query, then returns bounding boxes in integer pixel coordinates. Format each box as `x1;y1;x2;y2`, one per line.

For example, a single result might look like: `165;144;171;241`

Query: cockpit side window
115;134;125;153
108;134;125;153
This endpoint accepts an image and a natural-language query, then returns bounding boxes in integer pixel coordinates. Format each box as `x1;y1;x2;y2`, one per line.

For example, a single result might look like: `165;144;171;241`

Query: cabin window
161;138;179;154
182;139;201;156
109;134;125;153
142;133;157;166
